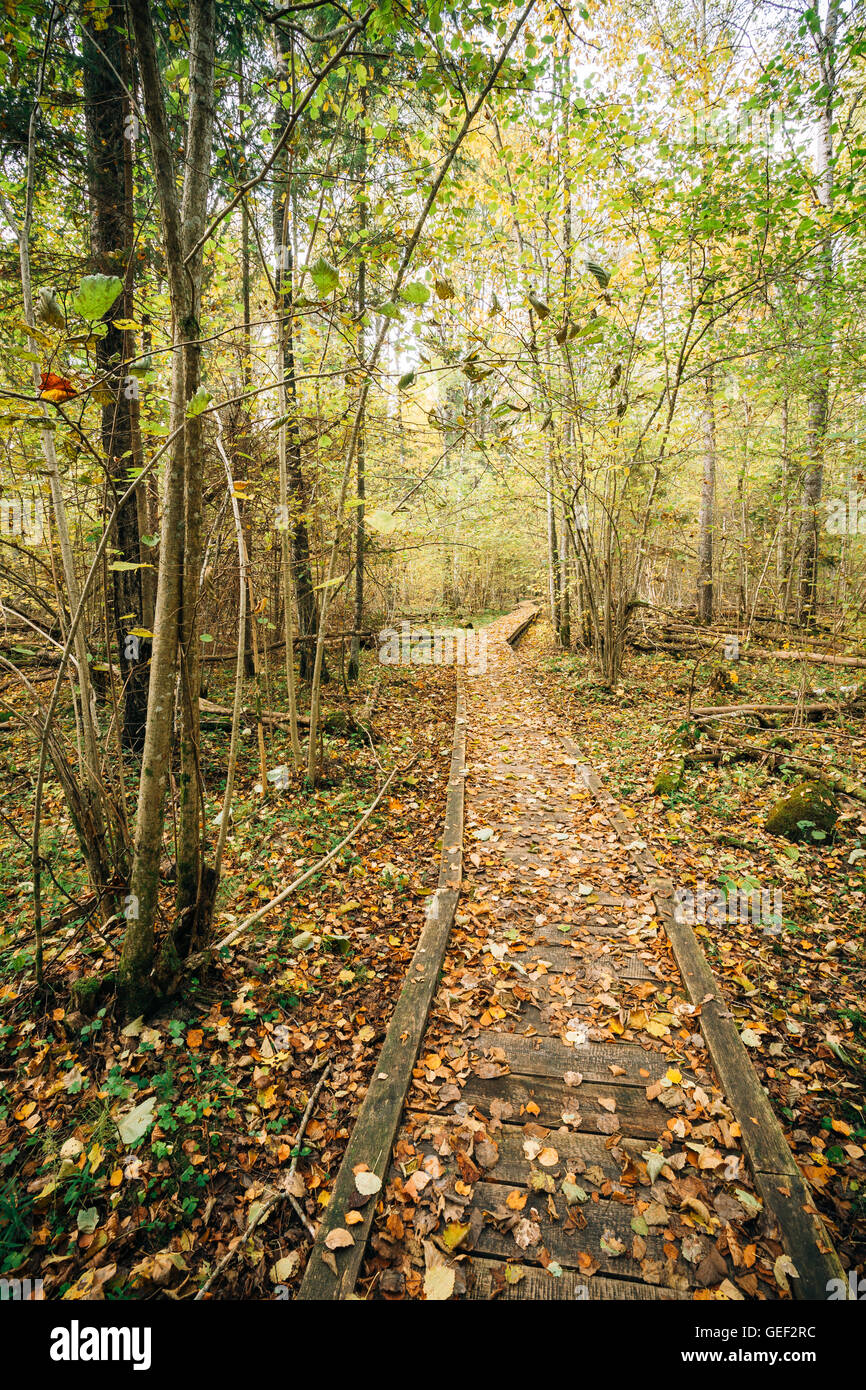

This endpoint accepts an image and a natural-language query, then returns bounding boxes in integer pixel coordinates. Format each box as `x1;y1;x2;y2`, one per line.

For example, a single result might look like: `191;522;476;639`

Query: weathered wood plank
418;1071;666;1140
465;1256;681;1300
502;946;656;988
471;1029;667;1087
468;1182;689;1285
402;1112;647;1186
297;689;467;1300
501;605;539;647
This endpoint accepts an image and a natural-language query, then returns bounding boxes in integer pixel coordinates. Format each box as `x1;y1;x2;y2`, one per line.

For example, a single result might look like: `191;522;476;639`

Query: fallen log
745;647;866;669
199;697;376;739
685;738;866;803
691;699;861;720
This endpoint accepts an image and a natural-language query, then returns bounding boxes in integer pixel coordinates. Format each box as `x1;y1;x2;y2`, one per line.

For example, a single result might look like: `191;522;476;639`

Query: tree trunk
82;0;149;754
798;0;839;628
349;95;368;684
697;367;715;624
273;26;326;683
120;0;217;1015
546;450;560;632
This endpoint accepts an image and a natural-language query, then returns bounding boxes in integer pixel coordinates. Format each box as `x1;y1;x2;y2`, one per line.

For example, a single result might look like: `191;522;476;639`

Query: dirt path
360;610;818;1300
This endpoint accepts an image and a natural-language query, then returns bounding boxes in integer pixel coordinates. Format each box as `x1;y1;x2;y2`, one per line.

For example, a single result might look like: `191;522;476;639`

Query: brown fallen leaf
325;1226;354;1251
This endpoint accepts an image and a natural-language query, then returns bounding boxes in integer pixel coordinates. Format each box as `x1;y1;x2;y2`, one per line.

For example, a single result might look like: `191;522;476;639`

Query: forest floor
0;646;465;1298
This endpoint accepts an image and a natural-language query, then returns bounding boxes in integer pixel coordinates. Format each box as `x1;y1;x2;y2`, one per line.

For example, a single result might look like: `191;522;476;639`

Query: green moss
652;761;684;796
71;971;115;1016
765;780;838;842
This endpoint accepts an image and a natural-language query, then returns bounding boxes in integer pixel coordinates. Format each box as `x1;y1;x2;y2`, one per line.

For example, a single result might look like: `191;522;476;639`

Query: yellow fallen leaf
442;1221;471;1250
423;1264;455;1300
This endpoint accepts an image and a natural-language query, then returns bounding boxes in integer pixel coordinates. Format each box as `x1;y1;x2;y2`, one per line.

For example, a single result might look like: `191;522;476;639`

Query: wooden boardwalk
299;606;845;1301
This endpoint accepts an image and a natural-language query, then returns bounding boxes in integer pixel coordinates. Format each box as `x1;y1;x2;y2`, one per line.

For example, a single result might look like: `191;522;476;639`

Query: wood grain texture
466;1256;681;1300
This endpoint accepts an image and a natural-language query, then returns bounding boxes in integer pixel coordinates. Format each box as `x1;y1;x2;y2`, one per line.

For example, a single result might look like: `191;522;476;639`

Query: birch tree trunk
697;368;716;624
798;0;839;628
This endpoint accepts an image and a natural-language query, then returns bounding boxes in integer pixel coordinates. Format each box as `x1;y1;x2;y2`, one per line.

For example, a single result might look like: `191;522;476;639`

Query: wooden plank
505;944;585;973
466;1256;681;1301
501;605;539;647
505;945;656;982
487;1124;646;1184
297;688;467;1300
569;744;850;1302
468;1183;688;1284
401;1114;647;1186
419;1071;666;1140
471;1029;667;1087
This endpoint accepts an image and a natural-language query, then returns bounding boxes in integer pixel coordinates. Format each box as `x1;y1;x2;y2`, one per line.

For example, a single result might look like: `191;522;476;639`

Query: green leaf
117;1095;156;1147
310;256;340;296
72;274;123;321
186;385;212;417
399;281;430;305
398;370;416;390
561;1180;588;1205
585;260;610;288
366;508;399;535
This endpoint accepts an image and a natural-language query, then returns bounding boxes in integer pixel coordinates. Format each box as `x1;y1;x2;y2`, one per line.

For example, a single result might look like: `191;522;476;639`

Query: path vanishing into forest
299;607;846;1301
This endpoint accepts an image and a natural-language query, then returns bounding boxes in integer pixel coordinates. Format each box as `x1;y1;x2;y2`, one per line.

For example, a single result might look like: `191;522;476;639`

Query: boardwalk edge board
296;685;468;1298
297;607;538;1298
568;744;849;1301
